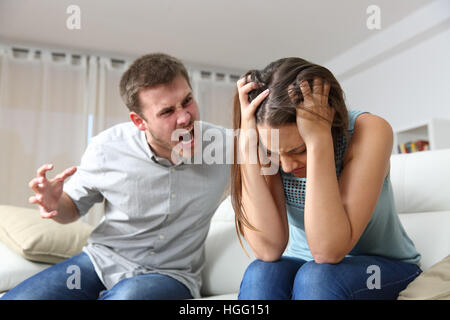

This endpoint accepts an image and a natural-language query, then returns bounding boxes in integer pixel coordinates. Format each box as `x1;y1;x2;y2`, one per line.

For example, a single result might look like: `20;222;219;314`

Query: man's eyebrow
157;92;192;115
157;106;174;115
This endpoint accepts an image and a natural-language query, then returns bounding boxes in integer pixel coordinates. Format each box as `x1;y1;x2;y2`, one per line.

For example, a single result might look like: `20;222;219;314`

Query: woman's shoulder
344;112;393;165
353;113;393;134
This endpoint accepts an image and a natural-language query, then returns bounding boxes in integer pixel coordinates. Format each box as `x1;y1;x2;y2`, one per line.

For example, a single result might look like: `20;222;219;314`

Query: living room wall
324;0;450;132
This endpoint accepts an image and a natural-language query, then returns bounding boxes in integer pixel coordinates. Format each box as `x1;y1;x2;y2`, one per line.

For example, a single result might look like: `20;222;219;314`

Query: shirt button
171;193;176;199
171;168;176;173
159;234;165;240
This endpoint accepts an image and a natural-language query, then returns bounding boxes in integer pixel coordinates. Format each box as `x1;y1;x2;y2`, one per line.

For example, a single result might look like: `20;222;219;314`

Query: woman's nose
280;156;298;173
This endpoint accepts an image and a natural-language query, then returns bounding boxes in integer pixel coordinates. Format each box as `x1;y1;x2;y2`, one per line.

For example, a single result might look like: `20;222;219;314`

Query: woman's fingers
248;89;270;113
323;80;330;98
299;80;313;103
238;81;260;105
299;78;331;107
313;77;323;95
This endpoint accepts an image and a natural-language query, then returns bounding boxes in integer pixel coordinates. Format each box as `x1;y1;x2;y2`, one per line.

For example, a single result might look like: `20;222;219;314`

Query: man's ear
130;112;147;131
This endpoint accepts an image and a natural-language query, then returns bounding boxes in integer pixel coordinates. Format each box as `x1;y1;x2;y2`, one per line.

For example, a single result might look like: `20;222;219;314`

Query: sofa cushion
0;205;93;264
398;255;450;300
0;241;51;292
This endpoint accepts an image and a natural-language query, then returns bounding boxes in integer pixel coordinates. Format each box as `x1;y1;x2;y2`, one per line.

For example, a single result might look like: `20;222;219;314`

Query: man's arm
52;192;81;224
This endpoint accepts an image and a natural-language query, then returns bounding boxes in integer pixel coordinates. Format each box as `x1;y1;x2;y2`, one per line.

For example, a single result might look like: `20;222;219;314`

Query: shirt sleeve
63;140;105;216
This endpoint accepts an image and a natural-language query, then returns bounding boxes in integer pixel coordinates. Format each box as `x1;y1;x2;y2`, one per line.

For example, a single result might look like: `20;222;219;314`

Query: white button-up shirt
64;121;230;298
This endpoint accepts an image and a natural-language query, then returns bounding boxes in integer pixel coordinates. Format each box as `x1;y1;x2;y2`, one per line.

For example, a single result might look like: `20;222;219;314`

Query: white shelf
393;118;450;154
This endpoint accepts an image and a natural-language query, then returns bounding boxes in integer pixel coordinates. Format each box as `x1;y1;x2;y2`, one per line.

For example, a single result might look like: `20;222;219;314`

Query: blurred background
0;0;449;221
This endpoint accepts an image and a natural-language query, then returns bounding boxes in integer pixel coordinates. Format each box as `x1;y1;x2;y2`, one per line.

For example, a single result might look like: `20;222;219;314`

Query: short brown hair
120;53;191;115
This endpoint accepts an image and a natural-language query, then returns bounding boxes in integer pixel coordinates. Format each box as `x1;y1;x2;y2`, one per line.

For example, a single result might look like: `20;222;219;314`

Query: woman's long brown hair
231;57;349;253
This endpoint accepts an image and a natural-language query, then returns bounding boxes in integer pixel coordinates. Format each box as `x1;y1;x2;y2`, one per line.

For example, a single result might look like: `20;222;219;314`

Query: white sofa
1;149;449;299
199;149;450;299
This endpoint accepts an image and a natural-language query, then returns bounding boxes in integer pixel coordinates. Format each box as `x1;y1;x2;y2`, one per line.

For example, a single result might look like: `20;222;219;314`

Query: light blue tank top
282;110;421;265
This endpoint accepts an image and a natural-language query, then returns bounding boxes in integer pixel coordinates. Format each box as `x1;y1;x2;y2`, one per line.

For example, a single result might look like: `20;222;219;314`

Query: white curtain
190;70;238;129
0;44;241;226
0;47;89;212
82;56;131;226
88;56;131;137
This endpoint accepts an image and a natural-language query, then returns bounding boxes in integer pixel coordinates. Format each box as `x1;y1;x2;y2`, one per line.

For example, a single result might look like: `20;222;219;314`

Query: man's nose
176;108;191;127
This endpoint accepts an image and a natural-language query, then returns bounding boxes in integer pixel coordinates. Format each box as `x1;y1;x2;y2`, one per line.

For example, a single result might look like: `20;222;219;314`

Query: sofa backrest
390;149;450;213
390;149;450;270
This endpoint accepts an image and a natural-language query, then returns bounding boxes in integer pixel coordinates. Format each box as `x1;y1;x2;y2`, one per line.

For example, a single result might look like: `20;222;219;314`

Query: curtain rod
11;47;126;64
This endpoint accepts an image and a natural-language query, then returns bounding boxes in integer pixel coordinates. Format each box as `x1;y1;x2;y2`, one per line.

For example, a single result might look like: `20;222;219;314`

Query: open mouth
178;126;194;144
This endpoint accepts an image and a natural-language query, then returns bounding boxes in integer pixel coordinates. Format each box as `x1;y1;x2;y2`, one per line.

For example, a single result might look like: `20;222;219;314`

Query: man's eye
183;97;193;106
161;110;173;116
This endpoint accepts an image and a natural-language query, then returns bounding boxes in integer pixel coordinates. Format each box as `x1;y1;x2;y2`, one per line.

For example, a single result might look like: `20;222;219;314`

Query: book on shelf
397;140;429;153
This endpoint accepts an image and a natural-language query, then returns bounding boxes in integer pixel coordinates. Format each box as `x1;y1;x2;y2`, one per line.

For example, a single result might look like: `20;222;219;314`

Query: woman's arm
236;78;289;262
240;163;289;261
296;78;393;264
304;114;393;264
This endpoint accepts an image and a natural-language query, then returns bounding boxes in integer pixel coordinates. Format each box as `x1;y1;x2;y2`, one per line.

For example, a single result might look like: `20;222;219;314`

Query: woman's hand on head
296;77;335;145
237;77;269;130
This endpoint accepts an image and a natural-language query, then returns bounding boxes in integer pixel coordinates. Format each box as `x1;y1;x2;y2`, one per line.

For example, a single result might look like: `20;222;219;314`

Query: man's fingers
29;195;39;204
54;166;77;182
40;209;57;219
28;177;45;191
36;164;53;181
29;196;57;218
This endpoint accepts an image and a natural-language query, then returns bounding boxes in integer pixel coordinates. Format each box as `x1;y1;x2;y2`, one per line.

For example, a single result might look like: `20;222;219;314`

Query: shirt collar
140;130;185;167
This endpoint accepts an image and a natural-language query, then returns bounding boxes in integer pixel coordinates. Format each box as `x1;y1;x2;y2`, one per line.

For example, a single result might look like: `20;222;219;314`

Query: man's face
130;75;200;162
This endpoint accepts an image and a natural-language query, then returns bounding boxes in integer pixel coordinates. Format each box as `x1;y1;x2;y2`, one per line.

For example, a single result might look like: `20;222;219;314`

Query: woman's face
257;122;307;178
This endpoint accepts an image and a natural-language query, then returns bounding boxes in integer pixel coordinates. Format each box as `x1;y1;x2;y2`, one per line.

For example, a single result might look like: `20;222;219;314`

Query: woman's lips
292;167;305;174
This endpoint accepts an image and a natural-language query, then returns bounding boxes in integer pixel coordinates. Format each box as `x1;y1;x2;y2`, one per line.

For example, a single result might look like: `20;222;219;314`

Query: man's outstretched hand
28;164;77;219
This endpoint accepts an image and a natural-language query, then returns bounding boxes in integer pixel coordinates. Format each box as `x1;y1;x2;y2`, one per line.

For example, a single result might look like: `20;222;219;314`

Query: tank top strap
334;110;371;177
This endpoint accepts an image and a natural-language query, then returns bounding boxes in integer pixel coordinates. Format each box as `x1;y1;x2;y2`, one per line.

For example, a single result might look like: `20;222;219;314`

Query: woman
232;57;421;300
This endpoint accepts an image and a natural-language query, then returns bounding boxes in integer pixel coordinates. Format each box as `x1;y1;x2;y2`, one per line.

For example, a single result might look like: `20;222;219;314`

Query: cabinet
393;118;450;154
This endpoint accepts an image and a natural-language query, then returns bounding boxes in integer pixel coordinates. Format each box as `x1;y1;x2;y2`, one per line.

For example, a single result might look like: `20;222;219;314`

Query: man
2;53;230;300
